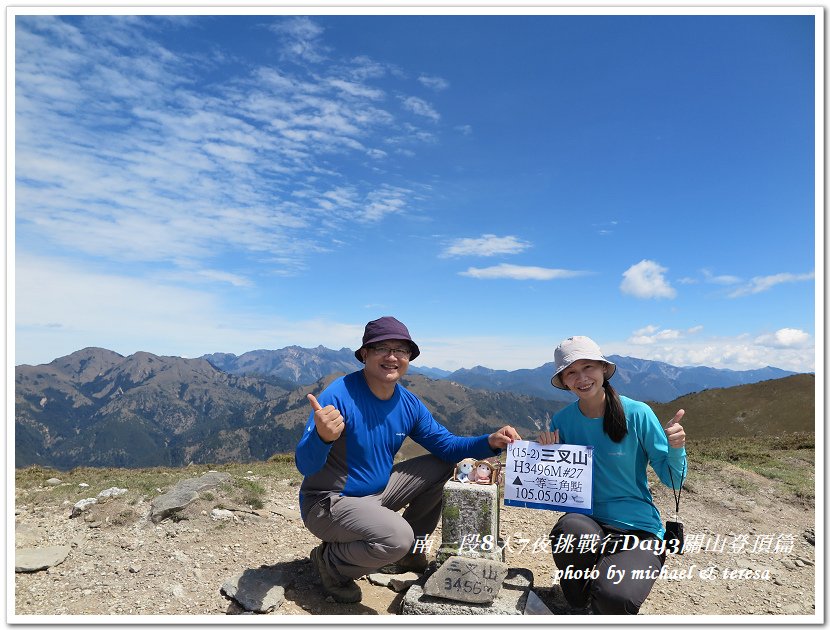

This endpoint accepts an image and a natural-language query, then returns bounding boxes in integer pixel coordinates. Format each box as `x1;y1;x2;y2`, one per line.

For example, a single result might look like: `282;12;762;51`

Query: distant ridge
439;355;796;403
16;348;297;469
202;345;361;384
15;349;564;470
196;346;798;404
15;346;809;470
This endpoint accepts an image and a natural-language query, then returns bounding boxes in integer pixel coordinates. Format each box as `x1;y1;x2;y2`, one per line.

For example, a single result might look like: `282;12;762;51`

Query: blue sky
13;10;819;373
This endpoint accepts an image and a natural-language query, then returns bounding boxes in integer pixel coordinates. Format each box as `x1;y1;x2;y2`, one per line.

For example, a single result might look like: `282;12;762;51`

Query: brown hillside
649;374;815;439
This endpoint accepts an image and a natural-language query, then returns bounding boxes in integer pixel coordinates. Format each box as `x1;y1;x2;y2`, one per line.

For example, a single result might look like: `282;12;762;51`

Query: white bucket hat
550;336;616;389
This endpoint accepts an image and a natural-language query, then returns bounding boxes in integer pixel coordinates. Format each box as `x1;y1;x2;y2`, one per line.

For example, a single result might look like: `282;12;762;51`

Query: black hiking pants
550;513;666;614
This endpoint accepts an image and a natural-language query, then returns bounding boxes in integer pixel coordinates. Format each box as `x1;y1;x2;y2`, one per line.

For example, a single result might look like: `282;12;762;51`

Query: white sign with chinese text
503;440;593;514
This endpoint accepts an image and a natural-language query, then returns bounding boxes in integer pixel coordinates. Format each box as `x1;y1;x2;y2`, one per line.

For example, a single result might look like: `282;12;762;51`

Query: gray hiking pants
302;454;454;581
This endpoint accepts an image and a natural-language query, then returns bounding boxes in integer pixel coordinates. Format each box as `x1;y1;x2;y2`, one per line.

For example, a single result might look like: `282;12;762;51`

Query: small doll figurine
453;458;476;483
473;460;495;484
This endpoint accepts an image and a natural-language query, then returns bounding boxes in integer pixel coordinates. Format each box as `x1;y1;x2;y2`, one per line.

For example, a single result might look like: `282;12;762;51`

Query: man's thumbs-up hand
664;409;686;448
307;393;345;444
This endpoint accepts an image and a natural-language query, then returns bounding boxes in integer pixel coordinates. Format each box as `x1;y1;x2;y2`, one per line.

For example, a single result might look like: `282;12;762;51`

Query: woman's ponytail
603;379;627;443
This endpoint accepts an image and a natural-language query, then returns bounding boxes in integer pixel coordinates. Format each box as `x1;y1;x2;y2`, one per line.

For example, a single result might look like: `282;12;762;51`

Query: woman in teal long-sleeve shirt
539;336;687;615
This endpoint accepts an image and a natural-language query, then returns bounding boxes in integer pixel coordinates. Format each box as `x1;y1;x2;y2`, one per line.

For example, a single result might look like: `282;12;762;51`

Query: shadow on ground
223;558;393;615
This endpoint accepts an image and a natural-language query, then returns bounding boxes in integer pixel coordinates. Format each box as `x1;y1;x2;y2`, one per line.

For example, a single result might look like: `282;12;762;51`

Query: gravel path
14;464;815;618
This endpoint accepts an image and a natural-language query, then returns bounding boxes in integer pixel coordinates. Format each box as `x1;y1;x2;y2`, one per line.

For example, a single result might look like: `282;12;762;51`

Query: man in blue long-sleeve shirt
295;316;520;604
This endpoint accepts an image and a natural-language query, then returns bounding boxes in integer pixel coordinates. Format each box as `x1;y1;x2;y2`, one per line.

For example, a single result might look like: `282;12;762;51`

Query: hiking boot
396;551;429;573
391;551;430;573
309;543;362;604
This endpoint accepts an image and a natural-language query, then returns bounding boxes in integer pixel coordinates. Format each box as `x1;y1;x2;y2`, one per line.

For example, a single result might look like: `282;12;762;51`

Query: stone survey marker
401;466;535;615
438;479;503;562
423;556;509;604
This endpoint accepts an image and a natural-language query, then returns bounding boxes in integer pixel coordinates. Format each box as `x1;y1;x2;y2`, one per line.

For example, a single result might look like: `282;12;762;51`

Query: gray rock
15;522;41;547
150;472;231;523
367;571;422;591
45;478;62;486
16;546;71;573
210;508;237;522
221;566;286;613
366;573;395;588
389;573;421;592
70;498;97;518
401;568;532;615
423;556;509;604
97;487;128;499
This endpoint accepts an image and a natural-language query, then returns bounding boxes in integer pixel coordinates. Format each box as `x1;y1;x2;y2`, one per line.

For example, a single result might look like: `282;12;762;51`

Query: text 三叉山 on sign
503;440;593;514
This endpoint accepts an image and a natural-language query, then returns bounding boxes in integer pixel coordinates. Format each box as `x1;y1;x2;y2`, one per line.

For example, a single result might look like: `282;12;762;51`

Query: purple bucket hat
355;316;420;363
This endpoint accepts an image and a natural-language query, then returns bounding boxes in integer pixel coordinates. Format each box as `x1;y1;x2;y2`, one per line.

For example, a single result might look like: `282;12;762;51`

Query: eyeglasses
368;345;412;359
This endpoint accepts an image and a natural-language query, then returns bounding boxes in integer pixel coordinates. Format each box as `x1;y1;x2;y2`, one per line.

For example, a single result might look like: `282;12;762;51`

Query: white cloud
15;254;366;366
345;55;392;81
401;96;440;121
15;254;815;376
605;332;814;373
459;264;588;281
203;142;256;164
163;267;254;288
441;234;531;258
593;220;619;237
455;124;473;136
754;328;812;349
268;16;328;63
361;185;413;222
422;326;812;373
418;334;554;372
728;272;815;298
702;269;742;285
15;16;440;279
632;325;660;336
620;260;677;299
627;324;702;345
328;78;385;100
418;75;450;91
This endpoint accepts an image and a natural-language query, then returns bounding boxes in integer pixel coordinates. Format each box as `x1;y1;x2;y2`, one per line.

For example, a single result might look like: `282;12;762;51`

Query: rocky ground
14;459;816;619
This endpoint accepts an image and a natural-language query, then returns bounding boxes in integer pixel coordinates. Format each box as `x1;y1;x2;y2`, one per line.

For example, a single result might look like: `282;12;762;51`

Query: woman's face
560;359;607;400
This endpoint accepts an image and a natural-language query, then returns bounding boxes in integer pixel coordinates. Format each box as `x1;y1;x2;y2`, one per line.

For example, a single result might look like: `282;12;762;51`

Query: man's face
360;341;412;387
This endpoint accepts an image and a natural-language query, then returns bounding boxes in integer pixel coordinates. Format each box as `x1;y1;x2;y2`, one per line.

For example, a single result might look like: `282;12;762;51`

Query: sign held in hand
503;440;593;514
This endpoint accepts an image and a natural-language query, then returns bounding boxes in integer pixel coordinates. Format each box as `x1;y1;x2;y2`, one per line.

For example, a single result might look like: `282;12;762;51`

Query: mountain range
199;347;796;403
15;348;564;470
15;345;808;470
